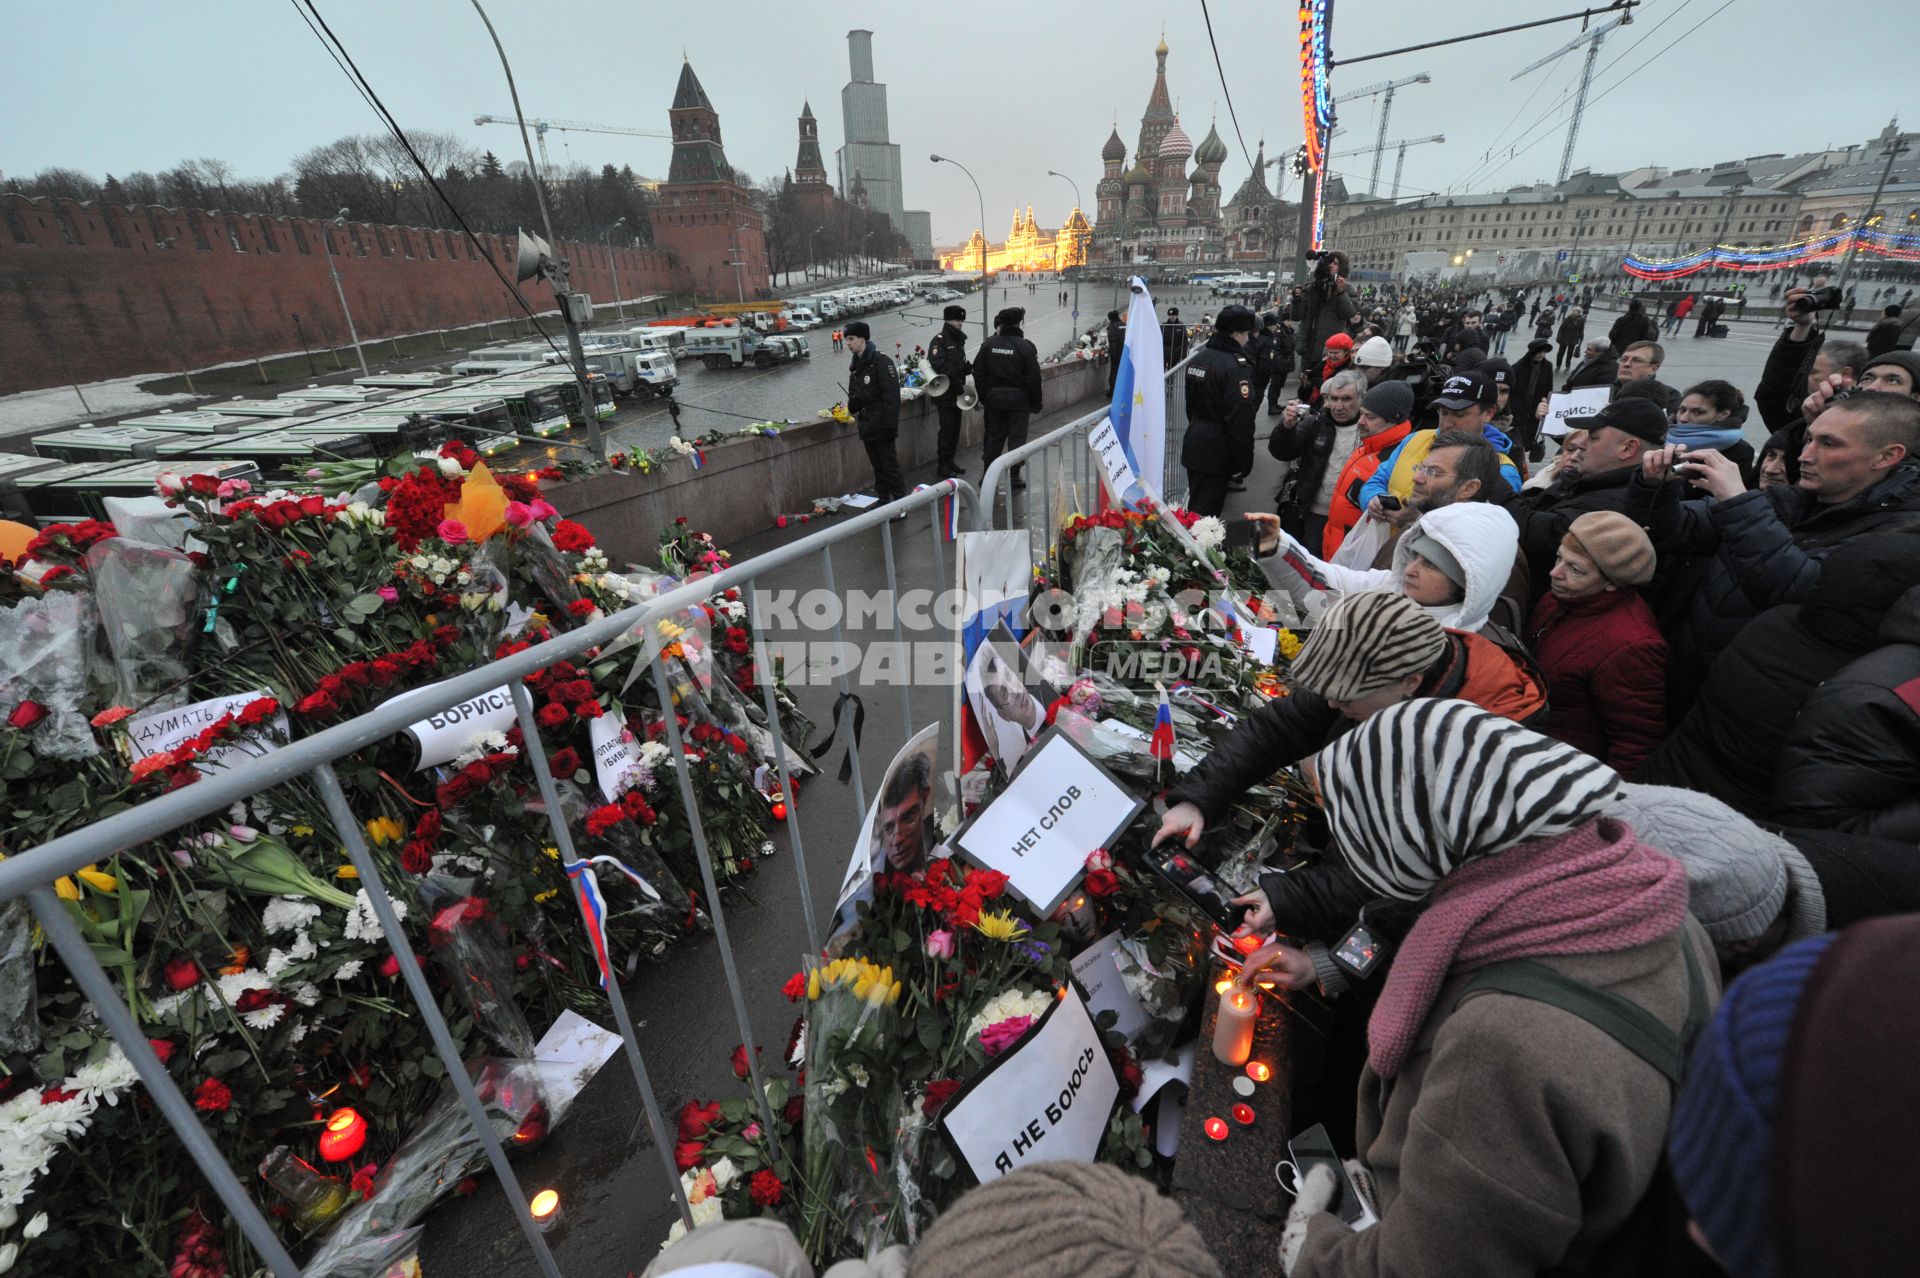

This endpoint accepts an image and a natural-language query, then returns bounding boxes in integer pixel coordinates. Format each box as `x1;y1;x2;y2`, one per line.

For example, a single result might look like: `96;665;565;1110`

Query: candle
1204;1117;1229;1141
530;1188;562;1232
1246;1061;1273;1084
1213;977;1234;995
1231;1075;1256;1098
1232;1104;1256;1126
1212;984;1258;1066
1231;932;1262;955
316;1108;367;1162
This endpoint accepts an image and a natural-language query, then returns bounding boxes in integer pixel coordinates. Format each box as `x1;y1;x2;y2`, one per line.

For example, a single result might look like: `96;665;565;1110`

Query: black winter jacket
1510;355;1557;444
1562;351;1618;392
1773;583;1920;841
1267;325;1297;377
1556;312;1586;347
926;324;970;403
1755;325;1823;433
1179;332;1255;475
1608;306;1657;351
1495;463;1639;601
973;327;1042;412
846;346;900;440
1627;461;1920;685
1269;405;1362;534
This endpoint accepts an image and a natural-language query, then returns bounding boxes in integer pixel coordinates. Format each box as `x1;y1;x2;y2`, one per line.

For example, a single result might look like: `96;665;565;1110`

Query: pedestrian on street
974;307;1043;490
927;304;972;479
1665;292;1696;336
1179;303;1259;516
1555;307;1586;371
831;328;843;353
843;321;905;506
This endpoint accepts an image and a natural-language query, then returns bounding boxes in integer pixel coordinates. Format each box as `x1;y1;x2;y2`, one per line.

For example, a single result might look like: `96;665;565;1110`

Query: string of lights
1624;224;1920;279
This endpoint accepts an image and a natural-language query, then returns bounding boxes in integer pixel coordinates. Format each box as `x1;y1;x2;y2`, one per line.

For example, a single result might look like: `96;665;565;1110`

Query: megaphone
923;373;951;399
956;376;979;412
514;228;555;284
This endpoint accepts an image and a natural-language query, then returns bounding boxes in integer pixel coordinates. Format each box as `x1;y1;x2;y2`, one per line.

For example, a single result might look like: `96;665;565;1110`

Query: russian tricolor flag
1109;277;1168;492
563;859;615;989
1150;683;1176;763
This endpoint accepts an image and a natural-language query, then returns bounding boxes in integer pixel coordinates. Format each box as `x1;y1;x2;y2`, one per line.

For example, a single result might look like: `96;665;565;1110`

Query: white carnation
332;960;363;981
262;898;320;935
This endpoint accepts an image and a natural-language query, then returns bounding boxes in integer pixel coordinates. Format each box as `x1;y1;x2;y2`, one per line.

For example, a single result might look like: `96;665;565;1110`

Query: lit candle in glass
530;1188;562;1232
316;1108;367;1162
1246;1061;1273;1084
1212;984;1258;1066
1204;1117;1229;1141
1232;1103;1256;1126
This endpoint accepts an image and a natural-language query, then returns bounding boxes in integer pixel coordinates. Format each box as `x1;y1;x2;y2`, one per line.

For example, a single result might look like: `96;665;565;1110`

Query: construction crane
1510;12;1632;184
1332;74;1432;196
1334;135;1446;200
472;114;670;176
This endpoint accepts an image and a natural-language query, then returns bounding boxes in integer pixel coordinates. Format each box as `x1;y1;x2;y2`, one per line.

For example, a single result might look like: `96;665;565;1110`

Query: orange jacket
1322;417;1415;557
1447;629;1550;726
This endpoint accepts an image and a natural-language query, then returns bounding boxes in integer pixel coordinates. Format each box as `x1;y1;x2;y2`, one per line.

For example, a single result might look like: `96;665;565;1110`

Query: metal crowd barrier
976;351;1196;541
9;479;979;1278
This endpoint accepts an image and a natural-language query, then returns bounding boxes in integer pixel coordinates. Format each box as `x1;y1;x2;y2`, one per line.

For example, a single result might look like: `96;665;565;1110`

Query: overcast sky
6;0;1908;245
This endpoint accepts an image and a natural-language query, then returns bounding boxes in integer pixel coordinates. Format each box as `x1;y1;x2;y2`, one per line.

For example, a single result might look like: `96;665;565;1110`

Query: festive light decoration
1623;224;1920;280
1298;0;1335;173
316;1107;368;1162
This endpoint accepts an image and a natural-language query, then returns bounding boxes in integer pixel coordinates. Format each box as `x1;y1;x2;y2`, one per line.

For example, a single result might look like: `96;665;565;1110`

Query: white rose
438;457;464;478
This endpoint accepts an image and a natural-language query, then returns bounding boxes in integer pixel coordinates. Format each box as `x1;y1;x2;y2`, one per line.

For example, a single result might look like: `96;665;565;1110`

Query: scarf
1311;699;1621;902
1665;421;1745;453
1366;817;1689;1077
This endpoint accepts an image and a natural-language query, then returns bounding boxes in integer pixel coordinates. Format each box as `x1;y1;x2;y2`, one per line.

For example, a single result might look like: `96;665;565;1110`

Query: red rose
164;957;200;991
413;809;443;842
573;700;603;720
192;1077;233;1113
549;747;582;777
400;841;434;875
1083;868;1119;898
351;1162;379;1197
557;679;594;703
781;971;807;1002
724;627;750;655
234;989;278;1014
379;954;400;978
550;520;594;553
921;1078;963;1118
535;703;569;729
299;494;328;517
673;1140;705;1171
677;1099;723;1141
730;1044;759;1080
149;1038;177;1065
724;733;748;756
749;1169;785;1208
783;1094;803;1125
7;700;49;730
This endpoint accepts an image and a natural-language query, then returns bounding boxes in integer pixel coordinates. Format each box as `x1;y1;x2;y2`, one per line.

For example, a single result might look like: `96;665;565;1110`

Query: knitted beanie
1607;782;1827;943
1668;932;1837;1278
1403;530;1467;591
1353;335;1394;367
1286;591;1447;701
1324;332;1354;352
1862;349;1920;387
1361;379;1415;424
1561;511;1656;587
908;1162;1220;1278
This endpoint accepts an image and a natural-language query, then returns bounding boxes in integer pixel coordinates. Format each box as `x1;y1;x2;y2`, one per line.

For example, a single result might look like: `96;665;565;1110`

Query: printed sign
952;728;1144;916
1070;931;1152;1044
939;986;1120;1183
1543;386;1611;438
830;723;942;937
587;715;643;799
1087;419;1143;504
387;679;517;770
127;690;285;773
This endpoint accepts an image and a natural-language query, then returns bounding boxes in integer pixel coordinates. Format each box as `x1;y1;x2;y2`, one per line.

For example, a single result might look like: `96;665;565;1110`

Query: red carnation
192;1077;233;1113
550;747;582;777
749;1169;785;1208
550;519;594;553
922;1078;963;1118
584;804;628;838
566;598;596;618
7;700;49;730
148;1038;177;1065
1083;868;1120;898
723;627;750;655
235;697;280;728
781;971;807;1002
164;957;200;991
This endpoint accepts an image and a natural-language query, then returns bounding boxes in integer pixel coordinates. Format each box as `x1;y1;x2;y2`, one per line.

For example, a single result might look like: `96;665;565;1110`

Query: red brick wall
0;195;681;395
648;182;770;302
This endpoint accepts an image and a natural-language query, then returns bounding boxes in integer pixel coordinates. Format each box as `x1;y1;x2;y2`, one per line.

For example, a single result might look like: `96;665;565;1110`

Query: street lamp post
932;154;990;344
604;218;628;322
322;210;369;377
1046;169;1083;336
291;312;317;377
807;226;823;282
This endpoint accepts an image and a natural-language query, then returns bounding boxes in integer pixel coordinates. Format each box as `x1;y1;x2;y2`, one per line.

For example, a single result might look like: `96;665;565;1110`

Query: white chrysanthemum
343;889;403;942
289;1022;309;1044
264;949;295;979
291;982;321;1007
69;1047;139;1106
1190;516;1227;550
638;741;671;771
149;992;193;1021
243;1003;286;1031
215;970;272;1008
332;960;364;981
262;897;320;935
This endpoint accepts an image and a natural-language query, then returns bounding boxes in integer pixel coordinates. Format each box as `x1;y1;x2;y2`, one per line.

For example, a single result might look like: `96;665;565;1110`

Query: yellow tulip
534;889;558;903
76;869;119;894
54;877;81;902
364;817;404;847
335;865;359;880
806;969;822;1001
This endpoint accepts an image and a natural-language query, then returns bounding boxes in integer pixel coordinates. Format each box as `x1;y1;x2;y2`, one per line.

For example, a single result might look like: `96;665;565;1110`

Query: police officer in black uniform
844;320;904;505
1105;309;1126;395
927;304;971;478
973;307;1043;489
1180;304;1258;517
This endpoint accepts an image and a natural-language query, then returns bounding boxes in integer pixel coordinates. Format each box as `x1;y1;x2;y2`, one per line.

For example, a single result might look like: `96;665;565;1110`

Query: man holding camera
1757;285;1840;433
1299;251;1359;377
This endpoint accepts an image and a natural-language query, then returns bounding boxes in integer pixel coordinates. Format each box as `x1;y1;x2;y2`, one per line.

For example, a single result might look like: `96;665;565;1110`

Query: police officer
927;304;971;478
1162;307;1190;368
844;321;904;505
1180;304;1258;517
1105;309;1126;395
974;307;1043;490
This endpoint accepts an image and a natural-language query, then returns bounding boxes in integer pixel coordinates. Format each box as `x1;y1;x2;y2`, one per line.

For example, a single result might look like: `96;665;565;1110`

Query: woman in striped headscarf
1277;700;1719;1278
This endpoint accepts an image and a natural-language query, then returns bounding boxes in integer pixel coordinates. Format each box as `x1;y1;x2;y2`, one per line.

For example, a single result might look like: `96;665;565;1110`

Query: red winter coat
1323;417;1415;557
1525;588;1669;772
1672;294;1696;320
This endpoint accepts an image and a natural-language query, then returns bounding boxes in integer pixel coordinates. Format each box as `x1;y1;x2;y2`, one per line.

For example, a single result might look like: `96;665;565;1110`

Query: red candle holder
1246;1061;1273;1084
1204;1117;1229;1142
317;1107;367;1162
1232;1103;1256;1126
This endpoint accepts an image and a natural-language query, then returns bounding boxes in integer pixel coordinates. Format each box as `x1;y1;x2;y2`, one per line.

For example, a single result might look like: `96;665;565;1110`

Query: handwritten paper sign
1087;418;1142;503
952;728;1143;916
939;986;1120;1183
1543;386;1611;437
386;679;517;770
127;690;285;773
588;714;642;799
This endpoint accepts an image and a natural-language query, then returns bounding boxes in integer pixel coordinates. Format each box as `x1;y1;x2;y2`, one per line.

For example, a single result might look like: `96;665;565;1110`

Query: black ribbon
807;692;866;785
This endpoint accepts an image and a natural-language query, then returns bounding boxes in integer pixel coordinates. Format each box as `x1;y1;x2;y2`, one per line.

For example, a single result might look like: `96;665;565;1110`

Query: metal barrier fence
9;479;979;1278
977;351;1195;541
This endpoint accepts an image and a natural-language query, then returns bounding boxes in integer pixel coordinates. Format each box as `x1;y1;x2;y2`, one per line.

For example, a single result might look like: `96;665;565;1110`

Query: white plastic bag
1330;514;1392;571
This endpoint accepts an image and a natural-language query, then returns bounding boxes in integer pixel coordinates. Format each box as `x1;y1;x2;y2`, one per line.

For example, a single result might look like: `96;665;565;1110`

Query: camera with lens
1788;285;1843;315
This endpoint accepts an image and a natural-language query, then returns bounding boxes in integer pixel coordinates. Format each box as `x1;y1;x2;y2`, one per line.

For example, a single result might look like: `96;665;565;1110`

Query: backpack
1453;938;1716;1276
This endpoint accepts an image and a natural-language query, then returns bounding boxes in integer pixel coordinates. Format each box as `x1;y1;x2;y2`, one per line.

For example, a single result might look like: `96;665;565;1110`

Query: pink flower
1085;848;1113;873
216;478;251;499
437;519;470;545
155;471;184;497
529;499;557;521
503;501;535;529
926;929;955;959
980;1016;1034;1059
376;585;400;603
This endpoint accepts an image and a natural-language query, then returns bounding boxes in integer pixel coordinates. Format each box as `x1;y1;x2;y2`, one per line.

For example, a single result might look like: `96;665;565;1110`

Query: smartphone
1140;847;1251;933
1375;495;1402;512
1224;520;1259;551
1286;1123;1379;1231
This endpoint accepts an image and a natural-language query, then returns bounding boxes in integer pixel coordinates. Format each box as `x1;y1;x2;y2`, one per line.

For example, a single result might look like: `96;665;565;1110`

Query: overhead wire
1197;0;1258;172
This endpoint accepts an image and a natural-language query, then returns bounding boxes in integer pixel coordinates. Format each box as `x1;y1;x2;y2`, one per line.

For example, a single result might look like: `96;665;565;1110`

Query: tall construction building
834;28;932;261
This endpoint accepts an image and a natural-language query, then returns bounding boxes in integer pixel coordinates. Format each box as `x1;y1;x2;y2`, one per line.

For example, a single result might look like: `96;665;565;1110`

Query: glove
1279;1162;1337;1275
